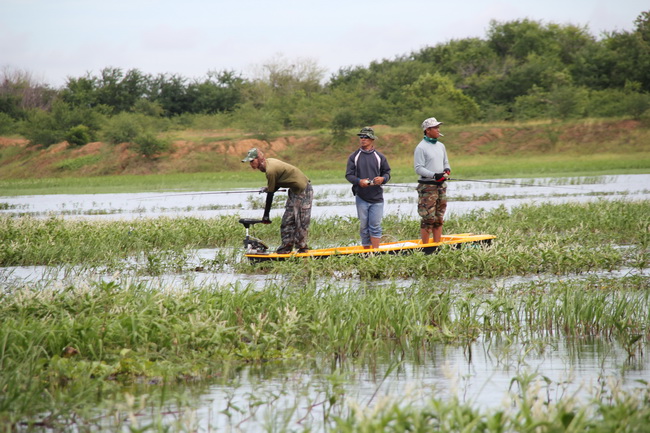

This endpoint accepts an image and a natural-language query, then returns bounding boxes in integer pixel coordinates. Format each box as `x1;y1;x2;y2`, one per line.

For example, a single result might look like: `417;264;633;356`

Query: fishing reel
239;218;269;253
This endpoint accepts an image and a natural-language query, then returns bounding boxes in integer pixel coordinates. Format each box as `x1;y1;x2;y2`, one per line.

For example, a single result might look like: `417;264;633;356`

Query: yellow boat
239;219;496;263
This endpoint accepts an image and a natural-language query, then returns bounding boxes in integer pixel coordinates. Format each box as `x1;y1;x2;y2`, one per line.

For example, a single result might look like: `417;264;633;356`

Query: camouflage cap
241;148;259;163
356;126;377;140
421;117;443;130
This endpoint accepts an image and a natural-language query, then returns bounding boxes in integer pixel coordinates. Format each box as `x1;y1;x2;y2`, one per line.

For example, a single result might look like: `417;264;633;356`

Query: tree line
1;12;649;153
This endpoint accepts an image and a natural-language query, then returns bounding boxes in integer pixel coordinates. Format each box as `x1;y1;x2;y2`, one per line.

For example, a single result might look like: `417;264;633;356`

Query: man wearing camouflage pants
414;117;451;244
242;148;313;254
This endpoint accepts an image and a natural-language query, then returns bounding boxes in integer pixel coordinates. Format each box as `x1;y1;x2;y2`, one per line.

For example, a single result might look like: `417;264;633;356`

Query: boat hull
244;233;496;263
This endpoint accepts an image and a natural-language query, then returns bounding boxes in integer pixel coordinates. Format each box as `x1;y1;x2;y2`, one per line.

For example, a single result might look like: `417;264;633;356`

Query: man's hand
434;172;449;181
360;178;371;187
373;176;384;185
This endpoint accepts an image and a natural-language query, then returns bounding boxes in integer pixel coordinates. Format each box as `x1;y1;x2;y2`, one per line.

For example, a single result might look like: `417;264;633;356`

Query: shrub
585;89;628;117
21;100;103;147
330;109;357;145
134;132;170;158
102;112;144;144
547;85;588;119
513;85;550;120
65;125;92;147
232;103;282;142
132;99;165;117
0;112;16;135
399;73;481;124
586;89;650;119
21;108;63;146
623;92;650;119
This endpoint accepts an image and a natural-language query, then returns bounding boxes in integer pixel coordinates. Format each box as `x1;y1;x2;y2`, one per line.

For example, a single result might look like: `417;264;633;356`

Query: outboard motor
238;218;269;253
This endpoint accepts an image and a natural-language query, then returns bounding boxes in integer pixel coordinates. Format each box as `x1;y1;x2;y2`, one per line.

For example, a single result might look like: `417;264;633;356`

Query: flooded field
2;174;649;220
1;174;649;431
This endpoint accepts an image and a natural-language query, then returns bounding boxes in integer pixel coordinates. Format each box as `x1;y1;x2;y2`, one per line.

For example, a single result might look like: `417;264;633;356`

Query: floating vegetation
0;202;25;210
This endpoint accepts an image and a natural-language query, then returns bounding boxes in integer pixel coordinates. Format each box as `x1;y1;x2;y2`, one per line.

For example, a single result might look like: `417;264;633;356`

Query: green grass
0;171;264;196
52;154;103;171
0;150;648;196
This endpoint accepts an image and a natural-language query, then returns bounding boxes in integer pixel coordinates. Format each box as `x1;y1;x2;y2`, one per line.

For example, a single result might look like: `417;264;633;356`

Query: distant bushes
1;13;649;151
0;113;15;135
21;101;101;147
64;125;92;147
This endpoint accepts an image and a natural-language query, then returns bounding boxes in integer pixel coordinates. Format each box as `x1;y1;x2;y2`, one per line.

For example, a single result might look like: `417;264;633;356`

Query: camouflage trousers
279;183;313;251
416;182;447;229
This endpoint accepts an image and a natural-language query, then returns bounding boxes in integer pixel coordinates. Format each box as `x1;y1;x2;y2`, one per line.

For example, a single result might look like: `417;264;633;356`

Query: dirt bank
0;118;646;179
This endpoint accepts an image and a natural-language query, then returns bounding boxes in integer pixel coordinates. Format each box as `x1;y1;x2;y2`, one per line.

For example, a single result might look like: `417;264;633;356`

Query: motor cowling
244;237;268;253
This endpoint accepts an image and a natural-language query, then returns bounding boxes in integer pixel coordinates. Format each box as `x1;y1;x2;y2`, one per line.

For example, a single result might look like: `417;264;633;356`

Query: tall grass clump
0;214;246;267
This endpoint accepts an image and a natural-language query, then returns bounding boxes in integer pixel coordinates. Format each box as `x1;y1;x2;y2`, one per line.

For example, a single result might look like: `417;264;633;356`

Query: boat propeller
239;218;269;253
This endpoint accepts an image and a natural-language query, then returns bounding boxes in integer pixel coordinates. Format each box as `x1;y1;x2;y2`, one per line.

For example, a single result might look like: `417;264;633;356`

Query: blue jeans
355;196;384;246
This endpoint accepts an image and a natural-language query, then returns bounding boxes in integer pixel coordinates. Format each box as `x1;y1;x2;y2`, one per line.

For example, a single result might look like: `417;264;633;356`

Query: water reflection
170;336;649;432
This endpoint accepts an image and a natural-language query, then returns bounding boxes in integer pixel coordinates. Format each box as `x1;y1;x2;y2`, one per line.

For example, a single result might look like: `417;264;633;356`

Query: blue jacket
345;148;391;203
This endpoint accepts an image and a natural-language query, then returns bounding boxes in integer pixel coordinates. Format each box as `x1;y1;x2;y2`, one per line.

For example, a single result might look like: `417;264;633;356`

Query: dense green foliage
1;12;649;151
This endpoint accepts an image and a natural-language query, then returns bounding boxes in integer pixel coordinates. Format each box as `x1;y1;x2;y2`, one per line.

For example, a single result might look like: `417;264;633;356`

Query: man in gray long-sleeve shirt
346;127;391;249
414;117;451;244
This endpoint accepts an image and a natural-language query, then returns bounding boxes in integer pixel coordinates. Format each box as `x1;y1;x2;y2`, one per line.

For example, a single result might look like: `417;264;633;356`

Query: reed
1;275;648;429
333;373;650;432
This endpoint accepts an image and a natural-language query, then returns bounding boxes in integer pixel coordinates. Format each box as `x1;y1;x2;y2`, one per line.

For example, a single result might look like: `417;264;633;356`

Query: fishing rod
384;183;416;188
131;189;287;200
448;177;590;190
386;179;589;191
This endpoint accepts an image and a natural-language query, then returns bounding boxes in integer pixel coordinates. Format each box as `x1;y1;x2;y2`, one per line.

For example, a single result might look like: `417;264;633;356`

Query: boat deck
244;233;496;262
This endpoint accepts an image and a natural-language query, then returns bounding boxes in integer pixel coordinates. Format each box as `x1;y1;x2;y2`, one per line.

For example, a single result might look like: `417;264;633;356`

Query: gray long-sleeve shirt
414;138;451;180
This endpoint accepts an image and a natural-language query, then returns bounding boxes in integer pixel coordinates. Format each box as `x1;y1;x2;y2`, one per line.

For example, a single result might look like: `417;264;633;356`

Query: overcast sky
1;0;647;87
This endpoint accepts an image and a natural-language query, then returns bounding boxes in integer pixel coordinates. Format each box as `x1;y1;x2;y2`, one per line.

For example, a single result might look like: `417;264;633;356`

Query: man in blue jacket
345;127;391;249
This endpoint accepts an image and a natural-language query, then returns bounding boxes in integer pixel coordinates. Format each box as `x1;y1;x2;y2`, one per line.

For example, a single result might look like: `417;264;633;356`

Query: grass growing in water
1;200;647;276
1;199;648;430
1;276;648;429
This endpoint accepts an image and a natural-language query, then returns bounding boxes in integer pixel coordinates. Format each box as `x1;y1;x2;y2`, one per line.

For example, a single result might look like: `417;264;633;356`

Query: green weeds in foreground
0;276;648;429
333;377;650;432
